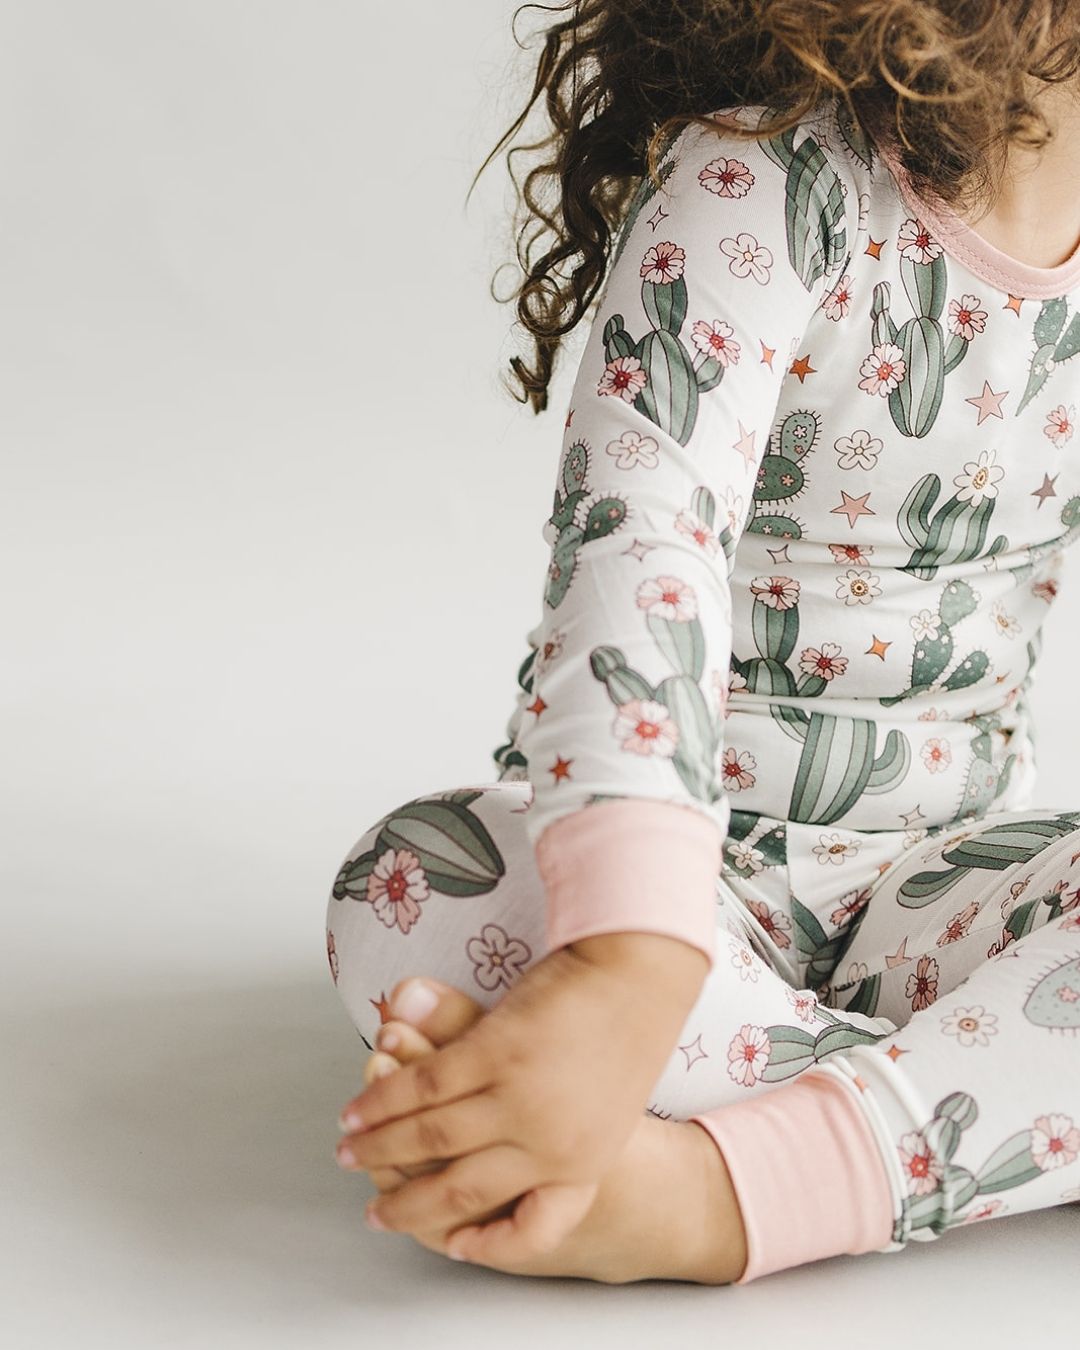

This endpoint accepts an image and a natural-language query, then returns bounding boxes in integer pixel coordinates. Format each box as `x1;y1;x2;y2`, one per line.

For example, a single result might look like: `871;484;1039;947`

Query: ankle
680;1120;749;1284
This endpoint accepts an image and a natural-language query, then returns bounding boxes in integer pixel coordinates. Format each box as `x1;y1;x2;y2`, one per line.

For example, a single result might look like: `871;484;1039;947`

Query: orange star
565;407;575;428
866;635;892;659
789;353;817;382
526;695;547;716
549;755;574;782
864;236;885;260
1004;294;1024;316
885;1044;910;1062
759;339;776;370
852;1074;869;1092
370;991;393;1024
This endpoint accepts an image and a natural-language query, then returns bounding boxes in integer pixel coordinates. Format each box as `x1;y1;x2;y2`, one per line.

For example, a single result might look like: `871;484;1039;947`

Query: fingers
386;978;486;1044
340;1035;491;1133
338;1090;501;1172
366;1145;532;1236
446;1181;598;1265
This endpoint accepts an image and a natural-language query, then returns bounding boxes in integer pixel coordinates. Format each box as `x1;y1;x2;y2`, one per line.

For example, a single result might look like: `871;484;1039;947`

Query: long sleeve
512;105;856;967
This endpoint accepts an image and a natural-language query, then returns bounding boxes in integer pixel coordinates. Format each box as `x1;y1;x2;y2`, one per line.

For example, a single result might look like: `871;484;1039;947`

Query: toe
375;1019;437;1063
363;1051;400;1087
387;977;486;1045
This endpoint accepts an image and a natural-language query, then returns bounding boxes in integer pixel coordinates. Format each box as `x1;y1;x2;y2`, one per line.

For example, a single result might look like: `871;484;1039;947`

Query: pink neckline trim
875;136;1080;298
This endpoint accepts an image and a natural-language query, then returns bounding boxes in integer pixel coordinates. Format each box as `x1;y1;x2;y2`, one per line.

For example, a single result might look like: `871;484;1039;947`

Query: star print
679;1033;708;1070
733;420;759;468
767;544;791;564
549;756;573;782
866;635;891;659
1032;473;1058;507
526;695;547;716
370;992;393;1024
759;339;776;370
564;407;575;429
1004;294;1024;316
885;939;911;969
832;490;875;527
865;236;885;260
646;202;669;231
622;537;656;561
964;381;1007;423
885;1044;910;1062
789;353;817;382
852;1074;869;1092
899;805;926;827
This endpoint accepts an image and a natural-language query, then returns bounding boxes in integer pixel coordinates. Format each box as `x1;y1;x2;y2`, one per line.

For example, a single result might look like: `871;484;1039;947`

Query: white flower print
910;609;941;642
814;832;862;866
798;642;849;681
859;340;906;395
691;318;742;365
897;216;945;265
698;155;754;198
1031;1114;1080;1171
821;273;853;321
844;960;870;984
1045;403;1076;448
605;429;659;469
898;1130;944;1196
953;448;1005;507
466;923;532;991
640;240;686;284
729;938;761;982
535;627;566;675
636;574;698;621
728;839;765;873
721;746;757;791
990;600;1021;639
947;293;988;341
941;1005;999;1047
750;574;800;610
728;669;749;695
719;231;773;284
836;568;882;605
612;698;680;757
922;737;952;773
719;484;745;535
834;429;882;470
747;898;792;949
727;1024;771;1086
675;508;722;555
367;847;432;935
597;353;647;402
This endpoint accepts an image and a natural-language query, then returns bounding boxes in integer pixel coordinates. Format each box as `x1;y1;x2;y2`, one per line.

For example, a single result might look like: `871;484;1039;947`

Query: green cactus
1017;296;1080;413
756;1004;889;1083
744;409;819;539
543;440;629;608
895;469;1008;579
881;579;991;705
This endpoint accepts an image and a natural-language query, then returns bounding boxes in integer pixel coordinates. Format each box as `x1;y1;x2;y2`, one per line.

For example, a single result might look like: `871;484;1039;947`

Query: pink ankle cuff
690;1070;895;1282
533;799;723;968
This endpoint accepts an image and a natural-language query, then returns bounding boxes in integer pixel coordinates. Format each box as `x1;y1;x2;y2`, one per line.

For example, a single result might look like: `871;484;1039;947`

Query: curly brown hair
467;1;1080;414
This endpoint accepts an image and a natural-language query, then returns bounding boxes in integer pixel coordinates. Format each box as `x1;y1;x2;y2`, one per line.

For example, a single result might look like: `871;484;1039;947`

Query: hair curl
466;1;1080;414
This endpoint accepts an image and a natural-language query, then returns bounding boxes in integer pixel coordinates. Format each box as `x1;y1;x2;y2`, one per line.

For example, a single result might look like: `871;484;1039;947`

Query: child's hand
336;932;708;1261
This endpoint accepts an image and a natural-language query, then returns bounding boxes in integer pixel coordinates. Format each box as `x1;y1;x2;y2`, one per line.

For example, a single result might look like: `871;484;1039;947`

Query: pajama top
491;94;1080;967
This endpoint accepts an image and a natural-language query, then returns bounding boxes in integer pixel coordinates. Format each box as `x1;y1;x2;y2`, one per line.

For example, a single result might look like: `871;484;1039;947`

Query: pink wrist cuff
532;799;723;968
690;1070;895;1282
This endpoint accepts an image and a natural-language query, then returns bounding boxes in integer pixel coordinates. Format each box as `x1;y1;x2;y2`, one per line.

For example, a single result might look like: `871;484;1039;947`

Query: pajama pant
325;779;1080;1279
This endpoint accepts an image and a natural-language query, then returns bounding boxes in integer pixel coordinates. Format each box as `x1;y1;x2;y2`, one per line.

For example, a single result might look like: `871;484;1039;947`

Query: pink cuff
533;799;723;968
690;1070;895;1282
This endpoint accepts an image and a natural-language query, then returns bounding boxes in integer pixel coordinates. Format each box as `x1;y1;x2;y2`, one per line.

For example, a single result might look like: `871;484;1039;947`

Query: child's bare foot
356;977;748;1284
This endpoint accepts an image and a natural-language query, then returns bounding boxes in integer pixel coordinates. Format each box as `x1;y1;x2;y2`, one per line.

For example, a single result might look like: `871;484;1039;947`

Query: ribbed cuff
533;799;723;968
689;1069;895;1282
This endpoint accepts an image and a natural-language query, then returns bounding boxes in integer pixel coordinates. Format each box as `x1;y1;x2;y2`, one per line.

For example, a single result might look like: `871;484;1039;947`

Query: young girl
326;1;1080;1283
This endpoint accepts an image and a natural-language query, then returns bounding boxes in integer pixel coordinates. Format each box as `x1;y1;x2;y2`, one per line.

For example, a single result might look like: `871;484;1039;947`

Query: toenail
365;1203;386;1231
377;1028;400;1052
337;1144;356;1167
340;1110;363;1131
391;979;439;1024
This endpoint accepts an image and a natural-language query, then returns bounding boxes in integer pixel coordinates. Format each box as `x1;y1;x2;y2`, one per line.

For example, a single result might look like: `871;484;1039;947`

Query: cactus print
326;93;1080;1277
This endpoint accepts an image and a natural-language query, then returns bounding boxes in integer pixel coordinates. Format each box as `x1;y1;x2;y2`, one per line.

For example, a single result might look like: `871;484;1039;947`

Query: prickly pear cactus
881;579;990;704
1017;296;1080;414
745;409;820;540
543;440;629;608
1024;956;1080;1031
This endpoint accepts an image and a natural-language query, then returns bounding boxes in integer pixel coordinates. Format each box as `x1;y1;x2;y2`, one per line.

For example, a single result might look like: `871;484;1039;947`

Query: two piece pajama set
326;94;1080;1280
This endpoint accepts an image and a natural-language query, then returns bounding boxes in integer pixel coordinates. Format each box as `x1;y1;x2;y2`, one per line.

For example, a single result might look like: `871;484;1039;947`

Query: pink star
831;490;875;528
733;420;759;469
965;381;1008;423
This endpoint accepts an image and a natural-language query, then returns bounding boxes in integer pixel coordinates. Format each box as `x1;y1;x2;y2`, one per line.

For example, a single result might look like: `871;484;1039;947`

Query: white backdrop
3;4;1077;1347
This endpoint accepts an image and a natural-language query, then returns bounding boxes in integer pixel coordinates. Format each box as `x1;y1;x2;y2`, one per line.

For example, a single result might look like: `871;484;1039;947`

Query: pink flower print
830;887;871;928
1061;912;1080;932
961;1200;1005;1224
466;922;532;992
746;898;792;949
640;240;686;284
799;643;848;681
859;340;907;396
937;902;980;945
829;541;873;565
326;929;339;984
605;429;659;470
940;1004;998;1047
785;987;819;1023
712;668;729;718
1032;578;1059;603
750;574;800;610
719;232;773;284
1045;403;1076;448
721;747;757;791
947;293;988;341
822;273;853;321
953;449;1004;507
922;738;952;773
898;1130;944;1196
691;319;742;365
729;939;761;982
897;216;945;265
636;574;698;621
598;354;647;403
612;697;680;758
1031;1114;1080;1171
699;155;754;198
366;847;431;935
727;1024;771;1086
906;955;940;1011
675;508;722;556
